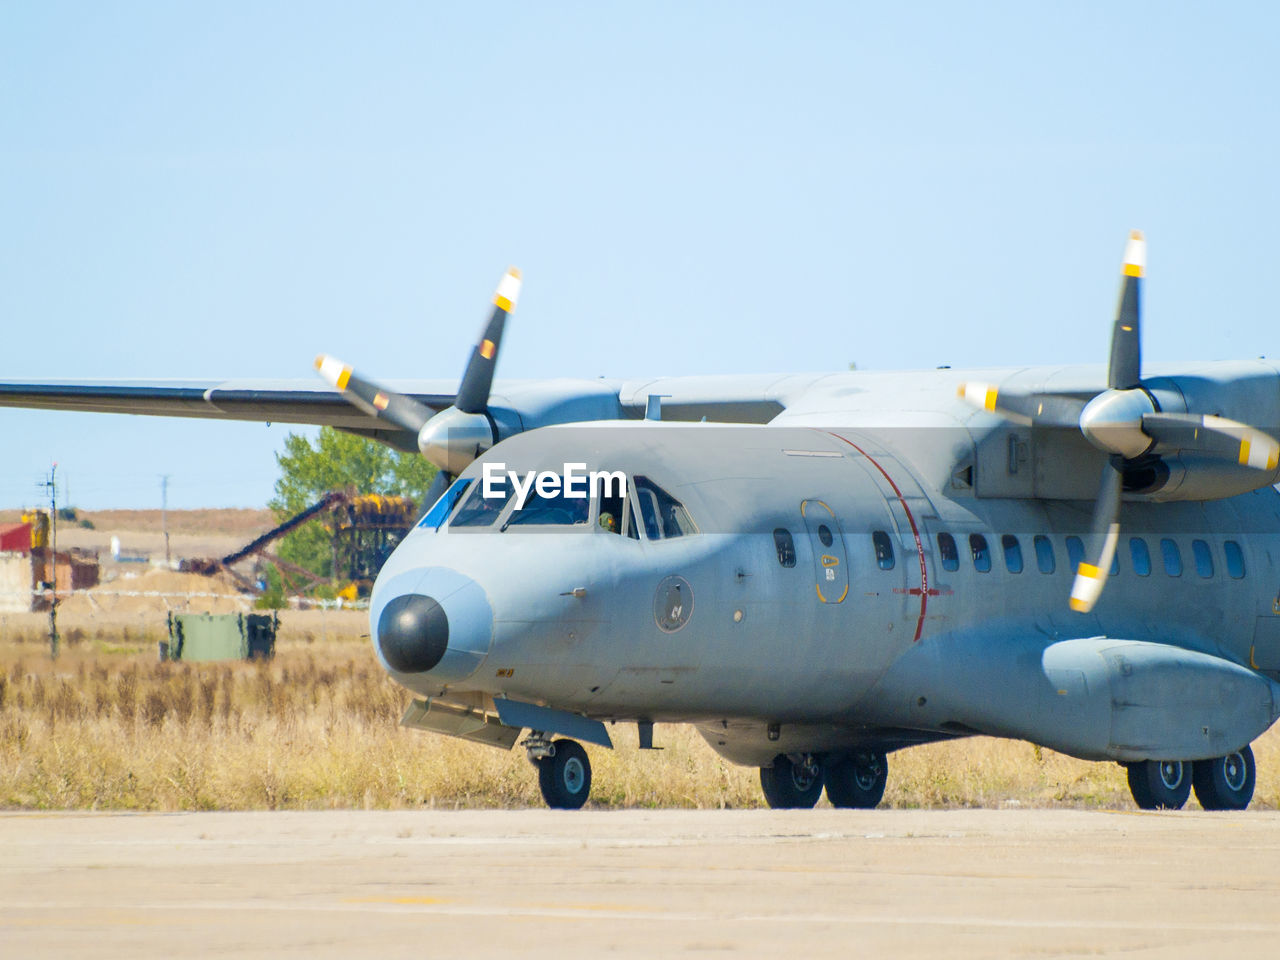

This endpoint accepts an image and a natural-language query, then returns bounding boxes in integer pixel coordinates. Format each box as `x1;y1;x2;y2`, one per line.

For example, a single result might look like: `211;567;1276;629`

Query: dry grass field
3;606;1279;811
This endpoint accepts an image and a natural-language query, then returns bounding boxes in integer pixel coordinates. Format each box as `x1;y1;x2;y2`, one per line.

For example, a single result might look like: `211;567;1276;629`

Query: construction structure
331;494;417;599
181;491;416;599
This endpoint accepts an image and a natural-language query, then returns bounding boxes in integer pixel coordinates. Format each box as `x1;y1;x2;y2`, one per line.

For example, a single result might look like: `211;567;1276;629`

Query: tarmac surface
3;808;1280;959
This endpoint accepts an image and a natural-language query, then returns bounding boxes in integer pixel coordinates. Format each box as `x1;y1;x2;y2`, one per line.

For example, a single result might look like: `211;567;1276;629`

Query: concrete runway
3;809;1280;959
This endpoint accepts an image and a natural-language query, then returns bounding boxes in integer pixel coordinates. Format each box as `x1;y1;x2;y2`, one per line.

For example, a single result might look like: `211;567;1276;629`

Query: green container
164;612;277;662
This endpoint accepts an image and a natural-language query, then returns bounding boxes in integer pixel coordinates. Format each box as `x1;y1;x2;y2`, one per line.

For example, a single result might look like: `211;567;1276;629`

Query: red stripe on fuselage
828;432;930;642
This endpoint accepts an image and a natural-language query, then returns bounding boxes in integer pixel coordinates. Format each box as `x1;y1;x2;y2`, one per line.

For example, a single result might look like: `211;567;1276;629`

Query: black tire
1192;746;1256;811
537;739;592;809
825;753;888;809
759;754;824;809
1126;760;1192;810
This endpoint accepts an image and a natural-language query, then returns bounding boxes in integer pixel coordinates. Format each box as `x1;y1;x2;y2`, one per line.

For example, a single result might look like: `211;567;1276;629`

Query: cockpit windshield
418;478;472;530
441;465;696;538
451;476;514;527
502;478;591;527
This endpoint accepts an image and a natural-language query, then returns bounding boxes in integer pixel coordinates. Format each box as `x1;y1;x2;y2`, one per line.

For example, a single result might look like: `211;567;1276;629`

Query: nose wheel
530;737;593;809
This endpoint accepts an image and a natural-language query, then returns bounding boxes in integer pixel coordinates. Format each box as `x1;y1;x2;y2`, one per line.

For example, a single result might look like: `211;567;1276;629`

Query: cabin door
800;499;849;604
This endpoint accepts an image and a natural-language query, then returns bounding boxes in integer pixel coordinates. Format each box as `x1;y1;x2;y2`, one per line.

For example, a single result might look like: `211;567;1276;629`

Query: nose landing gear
525;732;592;809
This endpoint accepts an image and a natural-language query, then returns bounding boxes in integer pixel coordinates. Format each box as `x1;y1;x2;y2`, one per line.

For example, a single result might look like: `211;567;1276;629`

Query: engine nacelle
1132;454;1280;502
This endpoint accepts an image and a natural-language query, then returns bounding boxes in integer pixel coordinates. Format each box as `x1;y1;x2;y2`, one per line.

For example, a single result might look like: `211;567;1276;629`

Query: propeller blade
455;267;521;415
1142;412;1280;471
957;383;1086;428
1107;230;1144;390
1069;459;1123;613
314;354;434;434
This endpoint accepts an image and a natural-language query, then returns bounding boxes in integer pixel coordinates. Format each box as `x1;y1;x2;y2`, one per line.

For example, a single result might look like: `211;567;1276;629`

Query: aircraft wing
0;378;459;429
0;371;812;457
0;373;809;428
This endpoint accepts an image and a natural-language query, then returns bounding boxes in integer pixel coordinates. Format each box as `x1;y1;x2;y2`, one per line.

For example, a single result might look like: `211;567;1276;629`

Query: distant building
0;515;99;612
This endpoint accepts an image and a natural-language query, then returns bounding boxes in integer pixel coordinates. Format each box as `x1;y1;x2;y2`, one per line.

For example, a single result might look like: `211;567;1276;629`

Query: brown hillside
0;508;274;538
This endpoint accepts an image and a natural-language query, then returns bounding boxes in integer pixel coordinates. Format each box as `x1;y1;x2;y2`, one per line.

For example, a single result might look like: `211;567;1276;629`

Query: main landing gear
525;732;592;809
759;752;889;809
1126;746;1256;811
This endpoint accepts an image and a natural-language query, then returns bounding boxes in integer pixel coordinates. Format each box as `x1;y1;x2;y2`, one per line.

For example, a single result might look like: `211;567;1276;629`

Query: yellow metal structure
331;494;417;598
21;510;49;549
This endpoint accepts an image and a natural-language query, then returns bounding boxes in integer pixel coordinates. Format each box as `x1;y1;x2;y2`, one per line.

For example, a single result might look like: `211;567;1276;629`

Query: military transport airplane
4;232;1280;811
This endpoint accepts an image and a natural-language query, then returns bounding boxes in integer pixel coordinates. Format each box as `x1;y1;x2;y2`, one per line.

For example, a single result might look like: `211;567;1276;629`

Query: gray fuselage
371;376;1280;768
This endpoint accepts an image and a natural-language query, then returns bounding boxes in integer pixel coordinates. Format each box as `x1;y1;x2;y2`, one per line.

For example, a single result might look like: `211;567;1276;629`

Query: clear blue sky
2;2;1278;509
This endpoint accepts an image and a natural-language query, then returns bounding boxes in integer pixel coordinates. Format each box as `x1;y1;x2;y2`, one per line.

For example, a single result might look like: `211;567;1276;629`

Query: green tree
268;427;437;579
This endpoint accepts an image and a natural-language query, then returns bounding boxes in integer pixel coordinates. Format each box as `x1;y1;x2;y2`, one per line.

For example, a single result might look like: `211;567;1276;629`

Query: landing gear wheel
759;754;823;809
1192;746;1256;811
1126;760;1192;810
536;739;592;809
825;752;888;809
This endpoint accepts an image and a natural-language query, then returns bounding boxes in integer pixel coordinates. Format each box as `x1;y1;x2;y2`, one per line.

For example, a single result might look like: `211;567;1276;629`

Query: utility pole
38;463;59;660
161;475;171;567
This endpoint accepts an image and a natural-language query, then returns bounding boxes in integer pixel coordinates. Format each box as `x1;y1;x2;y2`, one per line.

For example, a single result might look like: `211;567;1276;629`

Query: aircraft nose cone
371;568;493;683
377;594;449;673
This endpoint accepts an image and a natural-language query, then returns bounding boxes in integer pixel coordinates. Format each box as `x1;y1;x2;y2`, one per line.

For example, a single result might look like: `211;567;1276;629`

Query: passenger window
1129;537;1151;576
872;531;895;571
1192;539;1214;578
1001;535;1023;574
633;476;697;540
938;533;959;572
1224;540;1246;579
1033;535;1055;574
773;529;797;568
1065;536;1084;572
1110;549;1120;577
451;476;514;527
970;534;991;573
419;478;471;529
1160;538;1182;577
504;477;591;527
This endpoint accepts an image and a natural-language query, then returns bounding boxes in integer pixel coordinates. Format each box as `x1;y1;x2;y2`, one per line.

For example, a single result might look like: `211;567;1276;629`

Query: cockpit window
503;477;591;527
418;478;472;530
451;475;514;527
632;476;697;540
596;473;626;535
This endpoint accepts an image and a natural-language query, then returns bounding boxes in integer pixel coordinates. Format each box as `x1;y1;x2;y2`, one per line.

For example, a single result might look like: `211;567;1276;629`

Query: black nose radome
378;594;449;673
